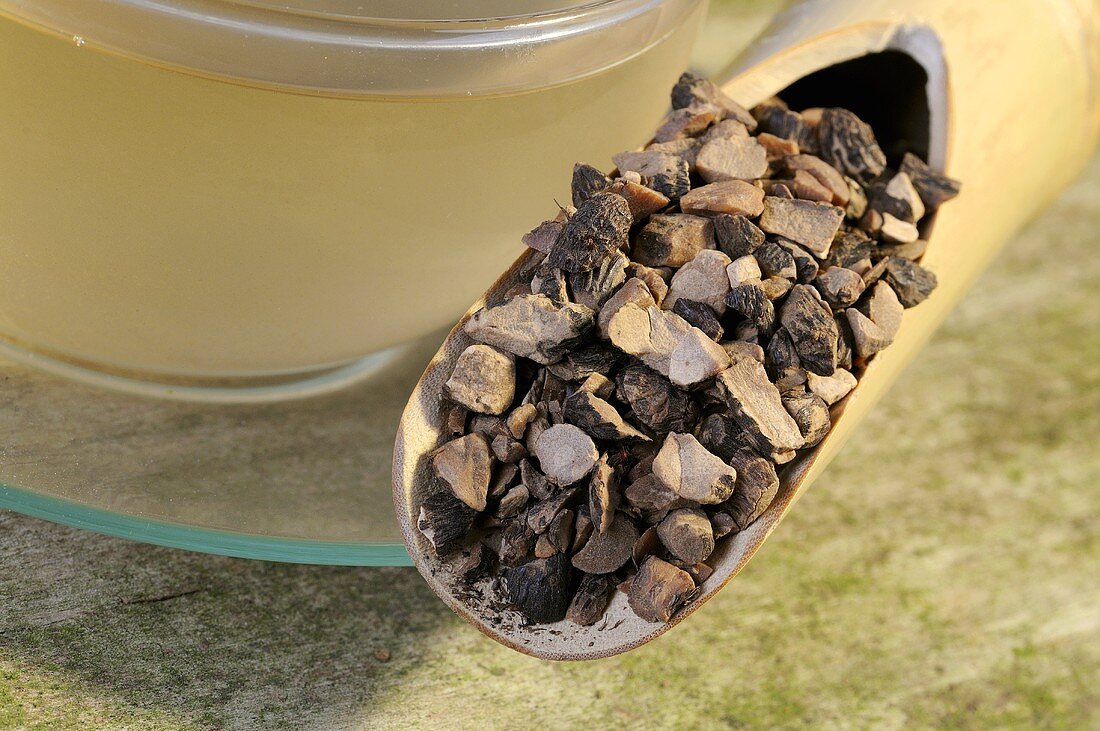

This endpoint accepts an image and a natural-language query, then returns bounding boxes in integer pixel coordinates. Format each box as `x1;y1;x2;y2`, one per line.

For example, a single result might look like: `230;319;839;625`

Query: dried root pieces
417;72;959;628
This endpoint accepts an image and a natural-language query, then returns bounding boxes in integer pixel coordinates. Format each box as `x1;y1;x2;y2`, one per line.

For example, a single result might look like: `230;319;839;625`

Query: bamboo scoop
394;0;1100;660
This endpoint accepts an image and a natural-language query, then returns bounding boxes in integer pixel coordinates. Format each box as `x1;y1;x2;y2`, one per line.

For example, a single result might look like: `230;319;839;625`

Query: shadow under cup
0;0;705;400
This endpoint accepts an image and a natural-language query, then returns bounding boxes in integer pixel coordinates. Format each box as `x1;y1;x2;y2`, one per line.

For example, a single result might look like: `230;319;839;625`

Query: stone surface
826;230;874;268
782;391;831;448
629;263;670;305
876;238;929;261
597;277;655;338
653;106;716;143
668;327;731;387
613;150;679;178
756;132;799;160
777;239;820;283
783;154;850;206
845;175;868;218
806;368;857;406
522;218;563;254
577;372;615;399
769;183;794;199
520;456;551;500
879;213;920;244
651;433;737;505
757;196;845;257
496;484;530;519
669;71;756;130
488;462;519;500
758;275;793;301
726;282;776;334
695;137;768;183
531;263;569;304
845;308;892;359
496;511;536;567
443;344;516;416
656;508;715;564
588;455;619;534
570;514;638;574
418;490;477;556
701;119;751;143
646;138;701;169
899;151;961;210
465;294;594;365
860;209;884;237
720;339;765;365
606;178;670;219
883;171;926;221
752;102;814;151
623;472;689;524
533;507;573;558
716;354;803;463
633;214;715;268
664;249;733;314
697;411;743;462
566;574;613;626
754;241;797;280
785;169;834;203
533;424;599;486
627;556;697;623
861;281;904;340
815;266;866;310
612;150;691;202
490;435;526;464
607;303;694;378
726;254;762;288
430;432;492;512
766;327;800;372
557;343;625;382
679;180;765;218
505;403;538;440
526;487;579;535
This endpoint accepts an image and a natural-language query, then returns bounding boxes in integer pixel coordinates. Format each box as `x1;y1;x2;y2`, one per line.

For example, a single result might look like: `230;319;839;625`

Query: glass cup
0;0;706;397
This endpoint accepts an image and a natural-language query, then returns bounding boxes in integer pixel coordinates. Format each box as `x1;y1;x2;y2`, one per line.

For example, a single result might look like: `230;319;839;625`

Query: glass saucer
0;2;789;568
0;332;453;566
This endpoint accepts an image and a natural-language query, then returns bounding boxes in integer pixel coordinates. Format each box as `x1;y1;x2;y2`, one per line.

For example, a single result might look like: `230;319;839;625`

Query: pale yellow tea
0;9;702;381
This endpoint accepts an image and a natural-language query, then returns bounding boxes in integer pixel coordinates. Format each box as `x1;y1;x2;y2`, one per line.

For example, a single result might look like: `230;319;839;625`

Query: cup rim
0;0;703;97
